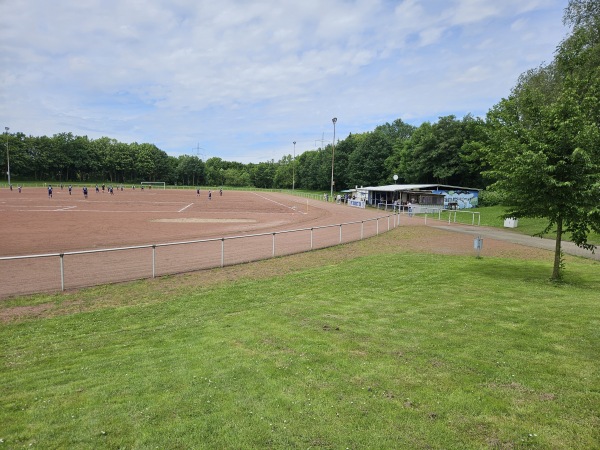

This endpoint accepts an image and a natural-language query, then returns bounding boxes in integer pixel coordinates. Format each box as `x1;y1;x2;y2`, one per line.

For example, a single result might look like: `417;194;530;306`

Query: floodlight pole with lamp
4;127;10;187
330;117;337;199
292;141;296;191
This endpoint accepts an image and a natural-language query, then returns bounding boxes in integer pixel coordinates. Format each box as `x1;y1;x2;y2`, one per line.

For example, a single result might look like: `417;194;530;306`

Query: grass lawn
438;205;600;246
1;229;599;449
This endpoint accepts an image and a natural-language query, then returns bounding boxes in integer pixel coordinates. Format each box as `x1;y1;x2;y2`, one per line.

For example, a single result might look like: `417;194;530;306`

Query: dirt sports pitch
0;187;401;297
0;186;569;299
0;187;387;255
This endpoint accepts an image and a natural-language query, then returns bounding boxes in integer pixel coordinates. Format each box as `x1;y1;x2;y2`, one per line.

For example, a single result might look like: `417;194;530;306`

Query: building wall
433;189;479;209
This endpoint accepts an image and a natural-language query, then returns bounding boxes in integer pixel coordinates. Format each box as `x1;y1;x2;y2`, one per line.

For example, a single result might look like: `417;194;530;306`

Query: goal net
140;181;166;189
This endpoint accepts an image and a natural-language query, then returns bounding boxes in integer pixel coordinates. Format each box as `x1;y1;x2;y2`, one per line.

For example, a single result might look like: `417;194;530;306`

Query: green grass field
437;205;600;246
1;229;599;449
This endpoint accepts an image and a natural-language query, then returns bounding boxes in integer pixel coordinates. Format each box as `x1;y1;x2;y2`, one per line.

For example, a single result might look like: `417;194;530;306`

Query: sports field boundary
0;214;399;298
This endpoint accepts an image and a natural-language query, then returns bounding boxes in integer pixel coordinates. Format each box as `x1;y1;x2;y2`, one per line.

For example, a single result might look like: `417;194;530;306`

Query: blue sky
0;0;569;163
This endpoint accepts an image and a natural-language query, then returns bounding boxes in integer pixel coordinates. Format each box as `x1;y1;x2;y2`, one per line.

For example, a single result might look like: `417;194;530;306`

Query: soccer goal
140;181;166;190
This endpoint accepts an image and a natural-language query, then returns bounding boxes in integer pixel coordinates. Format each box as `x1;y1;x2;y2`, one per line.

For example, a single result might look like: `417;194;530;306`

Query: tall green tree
176;155;205;186
273;154;293;189
331;133;360;190
394;115;485;186
296;149;331;191
485;0;600;279
248;161;276;189
348;131;394;187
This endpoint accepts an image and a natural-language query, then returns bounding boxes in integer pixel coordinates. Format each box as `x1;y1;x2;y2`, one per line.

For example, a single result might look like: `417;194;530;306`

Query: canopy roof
358;184;480;192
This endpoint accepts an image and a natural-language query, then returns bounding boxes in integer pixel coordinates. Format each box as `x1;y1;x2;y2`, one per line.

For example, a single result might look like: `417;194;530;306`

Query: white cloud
0;0;569;162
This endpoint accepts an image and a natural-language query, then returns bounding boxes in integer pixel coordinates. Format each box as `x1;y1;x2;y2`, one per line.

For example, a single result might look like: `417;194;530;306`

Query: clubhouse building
355;184;480;213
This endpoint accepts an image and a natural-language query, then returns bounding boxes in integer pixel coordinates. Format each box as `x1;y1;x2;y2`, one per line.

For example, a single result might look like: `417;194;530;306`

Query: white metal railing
436;209;481;226
0;214;400;298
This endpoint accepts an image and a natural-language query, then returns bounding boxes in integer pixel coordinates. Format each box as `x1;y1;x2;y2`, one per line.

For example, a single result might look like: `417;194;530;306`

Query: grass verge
438;205;600;246
1;229;599;449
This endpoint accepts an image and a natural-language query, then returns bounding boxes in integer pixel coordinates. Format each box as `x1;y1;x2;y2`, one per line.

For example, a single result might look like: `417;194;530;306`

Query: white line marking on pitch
178;203;194;213
252;193;307;214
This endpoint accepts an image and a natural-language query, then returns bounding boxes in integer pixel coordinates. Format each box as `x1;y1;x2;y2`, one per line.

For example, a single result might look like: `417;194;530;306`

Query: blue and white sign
348;199;366;209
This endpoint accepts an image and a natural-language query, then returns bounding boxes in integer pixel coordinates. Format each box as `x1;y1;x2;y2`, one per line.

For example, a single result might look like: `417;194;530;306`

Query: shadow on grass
466;258;556;285
466;256;599;290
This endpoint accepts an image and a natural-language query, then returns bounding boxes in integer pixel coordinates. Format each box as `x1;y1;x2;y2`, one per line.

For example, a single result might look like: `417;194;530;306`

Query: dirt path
428;222;599;261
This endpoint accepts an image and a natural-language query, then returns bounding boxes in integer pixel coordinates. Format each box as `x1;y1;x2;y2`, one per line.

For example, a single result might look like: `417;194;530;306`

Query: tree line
2;114;490;191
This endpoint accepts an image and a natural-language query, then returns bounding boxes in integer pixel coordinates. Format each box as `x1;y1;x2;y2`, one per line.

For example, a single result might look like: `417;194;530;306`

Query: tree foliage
485;0;600;279
387;115;488;187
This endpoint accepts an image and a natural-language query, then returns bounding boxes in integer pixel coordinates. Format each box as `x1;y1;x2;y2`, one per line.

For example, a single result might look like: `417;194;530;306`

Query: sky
0;0;570;163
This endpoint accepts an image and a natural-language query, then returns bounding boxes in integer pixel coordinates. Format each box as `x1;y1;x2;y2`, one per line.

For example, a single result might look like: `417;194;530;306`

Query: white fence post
60;254;65;291
221;238;225;267
152;245;156;278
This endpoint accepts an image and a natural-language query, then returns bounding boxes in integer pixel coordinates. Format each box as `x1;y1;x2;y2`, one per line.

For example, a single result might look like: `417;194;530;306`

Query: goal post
140;181;166;189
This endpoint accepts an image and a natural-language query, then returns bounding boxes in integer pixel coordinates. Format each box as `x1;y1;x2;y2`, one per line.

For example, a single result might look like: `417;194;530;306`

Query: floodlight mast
4;127;9;187
330;118;337;198
292;141;296;191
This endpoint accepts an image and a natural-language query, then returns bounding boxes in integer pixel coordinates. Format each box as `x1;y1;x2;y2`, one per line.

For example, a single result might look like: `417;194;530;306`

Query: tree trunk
552;216;563;280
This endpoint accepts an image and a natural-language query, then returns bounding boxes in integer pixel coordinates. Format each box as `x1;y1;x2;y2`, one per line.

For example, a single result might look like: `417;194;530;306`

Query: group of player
43;183;123;198
196;188;223;200
8;184;225;199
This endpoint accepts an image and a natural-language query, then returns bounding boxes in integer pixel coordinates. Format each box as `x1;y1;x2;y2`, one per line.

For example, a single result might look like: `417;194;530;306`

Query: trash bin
503;218;518;228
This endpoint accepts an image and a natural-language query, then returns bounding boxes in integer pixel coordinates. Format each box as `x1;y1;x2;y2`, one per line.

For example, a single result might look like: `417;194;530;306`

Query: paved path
430;223;600;261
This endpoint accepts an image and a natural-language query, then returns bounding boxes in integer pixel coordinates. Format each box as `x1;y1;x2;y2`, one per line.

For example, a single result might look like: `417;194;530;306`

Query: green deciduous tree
348;131;394;187
273;154;294;189
248;161;276;189
296;149;330;191
485;0;600;279
391;115;486;186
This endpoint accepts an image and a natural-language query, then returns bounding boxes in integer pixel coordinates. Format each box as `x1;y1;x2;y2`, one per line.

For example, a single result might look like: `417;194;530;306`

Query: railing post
221;238;225;267
376;219;379;236
387;215;390;231
310;228;314;249
59;253;65;291
272;233;276;257
361;221;364;240
152;245;156;278
339;224;342;243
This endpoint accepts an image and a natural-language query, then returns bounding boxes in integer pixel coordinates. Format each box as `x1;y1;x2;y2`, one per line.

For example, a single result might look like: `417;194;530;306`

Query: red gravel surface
0;187;370;255
0;187;390;297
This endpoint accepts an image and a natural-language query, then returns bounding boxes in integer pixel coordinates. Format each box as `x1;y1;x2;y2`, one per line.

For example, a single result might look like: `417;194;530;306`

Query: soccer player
48;185;53;198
